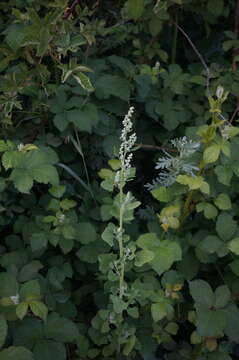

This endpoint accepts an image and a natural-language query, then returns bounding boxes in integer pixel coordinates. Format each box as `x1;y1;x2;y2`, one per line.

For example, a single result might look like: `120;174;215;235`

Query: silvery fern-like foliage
146;137;200;190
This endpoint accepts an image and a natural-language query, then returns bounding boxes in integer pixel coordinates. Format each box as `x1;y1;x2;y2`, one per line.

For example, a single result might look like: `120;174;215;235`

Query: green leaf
207;0;224;17
214;285;231;309
29;301;48;322
151;302;167;322
16;302;28;320
95;75;130;101
214;193;231;210
124;0;145;20
203;144;221;163
151;186;171;202
101;222;116;247
67;104;98;133
30;232;48;252
151;241;182;276
199;235;222;254
229;259;239;276
20;280;41;302
216;213;237;241
123;335;136;356
189;280;214;307
0;346;33;360
135;249;155;267
33;340;66;360
73;73;94;92
228;237;239;255
37;27;50;56
0;315;7;349
215;165;233;185
111;295;128;314
10;169;33;193
77;222;97;244
18;261;43;283
196;202;218;219
0;273;18;297
197;306;226;337
44;314;79;342
49;185;66;198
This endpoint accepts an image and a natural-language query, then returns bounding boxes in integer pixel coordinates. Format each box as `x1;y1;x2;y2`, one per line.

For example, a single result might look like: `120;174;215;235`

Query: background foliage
1;0;239;359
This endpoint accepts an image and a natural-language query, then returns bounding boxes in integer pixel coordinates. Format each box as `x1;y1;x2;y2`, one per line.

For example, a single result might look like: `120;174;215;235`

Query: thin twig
63;0;80;19
172;20;211;94
136;143;178;152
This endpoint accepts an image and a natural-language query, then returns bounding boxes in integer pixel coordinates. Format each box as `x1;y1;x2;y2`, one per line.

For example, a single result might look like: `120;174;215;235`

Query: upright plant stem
118;172;125;299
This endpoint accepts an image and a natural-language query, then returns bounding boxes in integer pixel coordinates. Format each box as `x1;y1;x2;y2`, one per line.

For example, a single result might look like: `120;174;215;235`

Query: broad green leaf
203;144;221;163
124;0;145;20
0;315;7;349
67;104;98;133
123;335;136;356
214;193;231;210
16;302;28;320
101;222;116;247
135;249;155;266
0;273;18;297
199;235;222;254
111;295;128;314
214;285;231;309
33;340;66;360
44;314;79;342
151;186;171;202
77;222;97;244
73;73;94;92
0;347;33;360
151;241;182;276
196;202;218;219
176;175;208;191
151;302;167;322
225;303;239;341
196;306;226;337
49;185;66;198
228;237;239;255
207;0;224;17
20;280;41;302
216;213;237;241
29;301;48;322
189;280;214;307
229;259;239;276
215;165;233;185
30;232;48;252
10;169;33;193
18;261;43;283
95;75;130;101
37;27;50;56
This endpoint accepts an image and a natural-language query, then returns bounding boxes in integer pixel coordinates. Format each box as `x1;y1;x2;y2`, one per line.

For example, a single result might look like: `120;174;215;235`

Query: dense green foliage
1;0;239;359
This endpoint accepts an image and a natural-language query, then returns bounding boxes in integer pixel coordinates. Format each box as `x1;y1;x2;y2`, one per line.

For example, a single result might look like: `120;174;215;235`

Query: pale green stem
118;169;125;299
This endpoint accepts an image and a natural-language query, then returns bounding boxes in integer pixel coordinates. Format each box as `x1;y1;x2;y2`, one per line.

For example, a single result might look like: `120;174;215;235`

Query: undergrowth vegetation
0;0;239;359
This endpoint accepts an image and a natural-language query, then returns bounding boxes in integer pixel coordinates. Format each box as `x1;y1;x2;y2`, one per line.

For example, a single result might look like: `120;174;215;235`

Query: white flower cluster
115;107;136;184
10;294;20;305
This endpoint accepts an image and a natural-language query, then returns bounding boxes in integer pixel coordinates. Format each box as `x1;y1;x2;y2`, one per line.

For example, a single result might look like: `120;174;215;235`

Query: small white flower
17;143;24;152
10;294;20;305
58;214;65;223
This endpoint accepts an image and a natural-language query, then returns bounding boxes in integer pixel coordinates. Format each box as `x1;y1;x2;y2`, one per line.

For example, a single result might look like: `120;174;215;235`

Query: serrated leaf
36;27;50;56
30;232;48;252
10;169;33;193
20;280;41;302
